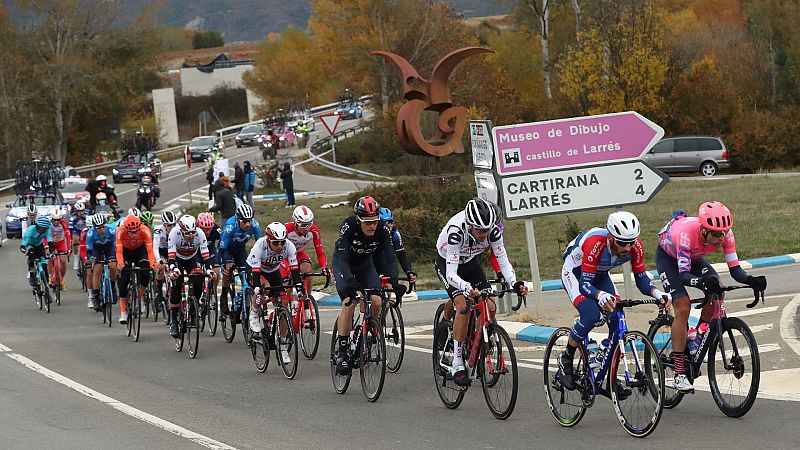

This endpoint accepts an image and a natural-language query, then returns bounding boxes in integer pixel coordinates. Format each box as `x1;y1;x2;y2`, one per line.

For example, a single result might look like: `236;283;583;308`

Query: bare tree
523;0;557;99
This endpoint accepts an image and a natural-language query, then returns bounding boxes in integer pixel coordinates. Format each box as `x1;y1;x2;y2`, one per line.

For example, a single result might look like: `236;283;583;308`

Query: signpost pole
331;139;336;165
524;219;543;319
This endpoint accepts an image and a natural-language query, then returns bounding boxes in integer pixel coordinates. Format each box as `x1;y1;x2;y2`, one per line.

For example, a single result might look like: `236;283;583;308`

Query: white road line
749;323;774;333
729;306;779;318
779;294;800;357
2;344;236;450
732;343;781;357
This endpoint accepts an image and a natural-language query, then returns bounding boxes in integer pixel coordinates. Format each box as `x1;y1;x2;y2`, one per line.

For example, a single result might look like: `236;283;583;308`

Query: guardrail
304;122;393;180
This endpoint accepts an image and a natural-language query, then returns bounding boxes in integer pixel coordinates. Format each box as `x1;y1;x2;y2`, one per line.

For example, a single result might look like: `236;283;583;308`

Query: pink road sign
492;111;664;176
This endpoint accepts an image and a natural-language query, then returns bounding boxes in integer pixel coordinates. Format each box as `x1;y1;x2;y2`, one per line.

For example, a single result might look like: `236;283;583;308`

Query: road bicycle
77;255;87;292
249;283;299;379
379;275;415;373
96;259;115;327
173;271;205;358
647;283;766;417
543;298;665;437
28;251;53;313
289;272;328;359
221;266;252;345
49;250;69;306
198;272;218;337
330;283;387;402
433;287;520;420
121;265;152;342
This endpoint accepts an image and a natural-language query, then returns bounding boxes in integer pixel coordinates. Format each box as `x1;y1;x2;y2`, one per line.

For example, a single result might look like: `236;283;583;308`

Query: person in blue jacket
218;203;261;321
243;160;256;208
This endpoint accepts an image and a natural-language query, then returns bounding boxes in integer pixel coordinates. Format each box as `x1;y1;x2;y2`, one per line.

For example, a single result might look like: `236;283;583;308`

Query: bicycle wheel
53;270;61;306
126;294;134;337
241;288;253;346
478;325;518;419
206;284;218;337
175;304;185;352
187;298;200;359
646;315;684;409
382;302;405;373
330;318;351;394
144;283;151;319
251;314;270;373
104;281;114;327
432;309;466;409
132;289;143;342
162;281;171;325
708;317;760;417
299;295;320;359
276;308;298;380
222;290;237;343
360;317;386;402
34;278;43;310
543;327;588;427
610;331;664;437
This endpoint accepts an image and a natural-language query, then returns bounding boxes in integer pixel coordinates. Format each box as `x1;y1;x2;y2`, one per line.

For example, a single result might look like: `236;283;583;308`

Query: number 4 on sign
634;168;645;195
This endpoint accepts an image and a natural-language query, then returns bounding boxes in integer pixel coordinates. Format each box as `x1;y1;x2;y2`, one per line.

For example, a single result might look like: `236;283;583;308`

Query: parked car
642;136;730;177
4;193;65;238
335;100;363;120
112;152;163;183
188;136;224;162
235;124;263;148
60;178;90;205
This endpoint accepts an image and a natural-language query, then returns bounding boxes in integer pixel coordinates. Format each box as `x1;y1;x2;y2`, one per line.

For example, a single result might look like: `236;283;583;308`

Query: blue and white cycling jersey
69;212;88;236
85;224;117;253
219;216;261;250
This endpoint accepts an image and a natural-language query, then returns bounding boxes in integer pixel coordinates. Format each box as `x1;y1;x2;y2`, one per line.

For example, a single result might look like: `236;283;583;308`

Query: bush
393;207;449;264
192;30;224;49
255;162;280;189
348;176;476;213
726;106;800;171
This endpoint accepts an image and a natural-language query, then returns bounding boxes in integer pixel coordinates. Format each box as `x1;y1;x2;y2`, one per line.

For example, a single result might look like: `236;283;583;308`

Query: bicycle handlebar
300;271;330;289
694;284;765;310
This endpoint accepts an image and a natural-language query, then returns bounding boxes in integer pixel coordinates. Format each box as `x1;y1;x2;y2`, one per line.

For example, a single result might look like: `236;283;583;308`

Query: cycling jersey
219;216;261;250
69;212;87;236
86;224;117;261
21;224;52;249
247;236;298;274
436;211;516;293
167;226;210;261
285;221;327;267
658;216;739;274
50;218;71;251
79;229;88;260
115;226;156;268
203;226;222;264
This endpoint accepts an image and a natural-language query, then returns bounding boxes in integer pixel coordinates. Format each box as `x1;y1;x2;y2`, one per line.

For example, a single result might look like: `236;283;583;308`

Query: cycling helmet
464;198;497;229
74;202;85;211
127;207;141;218
354;196;380;218
27;204;38;215
698;201;732;231
51;209;65;221
379;207;393;222
236;203;254;220
197;212;215;229
92;214;107;228
606;211;640;242
140;210;154;227
96;192;107;203
161;210;177;226
95;175;107;182
34;217;52;232
292;205;314;223
123;215;141;233
265;221;287;241
178;215;197;233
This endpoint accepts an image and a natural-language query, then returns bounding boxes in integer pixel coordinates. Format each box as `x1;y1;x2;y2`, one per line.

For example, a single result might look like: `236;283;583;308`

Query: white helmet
74;202;85;211
51;209;65;220
178;215;197;233
27;204;38;215
292;205;314;223
606;211;640;242
96;192;107;203
464;198;497;229
265;221;287;241
95;175;107;182
127;207;141;218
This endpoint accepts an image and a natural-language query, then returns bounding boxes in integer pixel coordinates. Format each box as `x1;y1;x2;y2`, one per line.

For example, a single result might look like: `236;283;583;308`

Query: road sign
469;120;493;169
498;160;669;219
492;111;664;176
198;111;211;125
319;113;340;136
474;170;499;204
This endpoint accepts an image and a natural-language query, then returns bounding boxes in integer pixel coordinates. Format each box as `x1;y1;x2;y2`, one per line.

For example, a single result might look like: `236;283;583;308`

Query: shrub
393;207;449;264
255;162;280;189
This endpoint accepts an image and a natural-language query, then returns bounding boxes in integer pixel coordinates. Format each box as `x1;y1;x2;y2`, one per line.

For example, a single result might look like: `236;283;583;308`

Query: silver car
643;136;730;177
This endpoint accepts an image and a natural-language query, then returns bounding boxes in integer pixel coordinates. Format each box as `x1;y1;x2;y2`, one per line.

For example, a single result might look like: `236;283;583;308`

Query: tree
192;30;225;49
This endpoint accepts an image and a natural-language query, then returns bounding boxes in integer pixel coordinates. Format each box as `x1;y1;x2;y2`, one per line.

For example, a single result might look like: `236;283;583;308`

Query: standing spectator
210;176;236;224
206;165;215;201
280;162;295;208
243;160;256;208
234;161;245;200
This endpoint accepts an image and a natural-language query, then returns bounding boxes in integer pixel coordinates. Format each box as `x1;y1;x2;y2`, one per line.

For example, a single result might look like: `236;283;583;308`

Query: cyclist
49;209;71;291
378;207;417;298
332;196;398;376
167;215;213;338
79;217;93;308
140;210;154;233
435;198;527;386
115;215;157;324
87;213;118;311
69;202;88;274
557;211;670;392
153;211;177;310
197;212;221;294
218;204;261;322
247;222;302;364
285;205;330;296
656;201;767;393
20;217;55;286
21;203;38;235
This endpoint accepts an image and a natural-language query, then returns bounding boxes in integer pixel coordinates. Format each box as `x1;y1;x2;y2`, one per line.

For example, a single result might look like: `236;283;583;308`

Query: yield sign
319;113;340;136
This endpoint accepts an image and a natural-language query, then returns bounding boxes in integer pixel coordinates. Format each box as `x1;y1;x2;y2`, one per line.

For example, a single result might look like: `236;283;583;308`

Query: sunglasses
615;239;635;247
182;231;197;237
706;229;726;238
297;222;312;228
270;239;286;246
239;219;252;224
360;219;380;225
472;227;491;233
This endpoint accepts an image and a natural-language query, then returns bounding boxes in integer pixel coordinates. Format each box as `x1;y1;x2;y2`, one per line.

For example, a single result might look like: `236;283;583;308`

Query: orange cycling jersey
115;226;156;268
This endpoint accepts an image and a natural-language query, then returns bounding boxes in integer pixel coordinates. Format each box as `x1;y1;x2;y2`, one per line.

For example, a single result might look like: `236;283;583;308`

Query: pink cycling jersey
658;216;739;273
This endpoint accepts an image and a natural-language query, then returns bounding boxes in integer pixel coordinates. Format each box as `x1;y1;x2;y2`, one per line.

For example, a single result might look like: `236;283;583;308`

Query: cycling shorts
118;249;152;292
92;243;116;262
655;245;716;300
296;249;312;266
332;252;380;301
52;239;69;253
169;255;204;305
561;266;617;307
222;247;248;268
434;255;490;300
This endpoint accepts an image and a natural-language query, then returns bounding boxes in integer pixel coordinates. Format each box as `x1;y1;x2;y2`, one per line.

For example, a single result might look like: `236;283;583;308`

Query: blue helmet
34;217;52;231
379;207;393;222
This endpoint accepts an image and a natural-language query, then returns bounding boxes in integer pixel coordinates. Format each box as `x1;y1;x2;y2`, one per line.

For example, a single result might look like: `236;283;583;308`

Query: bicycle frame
231;266;251;322
583;309;628;396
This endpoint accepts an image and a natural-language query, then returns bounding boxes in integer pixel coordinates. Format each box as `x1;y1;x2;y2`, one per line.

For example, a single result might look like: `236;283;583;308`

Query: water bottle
291;300;299;316
687;327;699;354
586;339;600;369
595;339;610;368
694;323;709;353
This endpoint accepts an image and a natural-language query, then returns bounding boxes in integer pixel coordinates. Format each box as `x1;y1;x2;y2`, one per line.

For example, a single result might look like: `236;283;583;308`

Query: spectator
209;176;236;223
280;162;295;208
234;161;244;200
206;165;215;201
243;160;256;208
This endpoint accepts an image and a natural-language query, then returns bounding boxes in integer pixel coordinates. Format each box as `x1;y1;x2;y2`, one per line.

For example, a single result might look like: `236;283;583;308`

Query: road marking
731;343;780;357
749;323;774;334
1;343;236;449
728;305;779;318
779;293;800;357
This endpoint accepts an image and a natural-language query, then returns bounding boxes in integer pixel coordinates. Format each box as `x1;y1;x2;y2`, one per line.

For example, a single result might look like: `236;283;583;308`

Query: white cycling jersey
247;236;298;273
167;226;209;260
436;211;516;293
153;224;170;248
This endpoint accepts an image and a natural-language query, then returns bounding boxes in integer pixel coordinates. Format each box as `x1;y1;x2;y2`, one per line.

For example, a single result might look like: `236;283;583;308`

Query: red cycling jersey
285;221;328;268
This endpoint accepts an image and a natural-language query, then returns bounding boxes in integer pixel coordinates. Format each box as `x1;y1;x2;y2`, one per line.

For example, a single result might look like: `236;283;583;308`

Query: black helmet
354;196;380;218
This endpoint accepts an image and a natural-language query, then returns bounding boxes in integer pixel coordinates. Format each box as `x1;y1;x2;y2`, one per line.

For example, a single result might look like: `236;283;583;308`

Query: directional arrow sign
492;111;664;176
319;113;340;137
498;160;669;219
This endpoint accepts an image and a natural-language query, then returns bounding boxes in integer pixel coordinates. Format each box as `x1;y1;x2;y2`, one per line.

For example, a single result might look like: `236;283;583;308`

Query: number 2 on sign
634;168;645;195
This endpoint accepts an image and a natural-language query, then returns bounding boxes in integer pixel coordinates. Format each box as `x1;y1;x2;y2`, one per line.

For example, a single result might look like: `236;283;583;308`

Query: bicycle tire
207;284;218;337
251;318;270;373
611;331;664;437
34;276;43;310
53;269;61;306
646;316;684;409
330;318;352;394
276;308;298;380
126;298;133;337
241;289;253;346
479;325;518;420
432;303;466;410
359;317;386;402
144;285;151;319
187;297;200;359
299;294;320;359
162;281;171;325
382;302;405;373
104;280;114;327
133;288;142;342
543;327;588;427
43;282;52;314
708;317;760;418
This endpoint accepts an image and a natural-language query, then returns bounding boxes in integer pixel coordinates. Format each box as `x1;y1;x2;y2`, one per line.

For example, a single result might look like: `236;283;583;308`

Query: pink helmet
196;212;215;229
698;201;732;231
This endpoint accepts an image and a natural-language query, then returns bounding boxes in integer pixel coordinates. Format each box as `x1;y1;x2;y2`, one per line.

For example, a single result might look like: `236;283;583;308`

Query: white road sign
469;120;493;169
474;170;499;204
498;160;668;219
319;113;341;136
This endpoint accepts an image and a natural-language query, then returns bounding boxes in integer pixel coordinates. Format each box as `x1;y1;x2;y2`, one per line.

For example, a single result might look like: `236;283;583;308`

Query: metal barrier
305;123;393;180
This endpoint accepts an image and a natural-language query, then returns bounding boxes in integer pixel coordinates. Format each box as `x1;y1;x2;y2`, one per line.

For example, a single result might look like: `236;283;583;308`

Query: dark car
335;100;363;120
112;152;163;184
235;124;264;148
188;136;224;162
